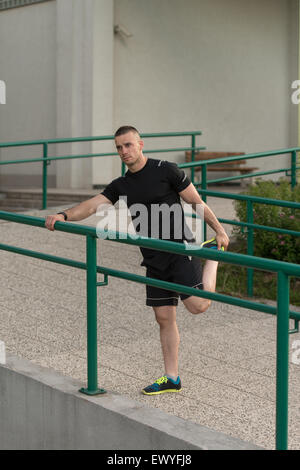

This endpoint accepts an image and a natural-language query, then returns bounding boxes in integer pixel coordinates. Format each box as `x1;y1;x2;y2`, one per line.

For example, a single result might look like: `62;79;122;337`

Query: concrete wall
0;0;298;188
0;0;117;189
91;0;119;186
55;0;94;189
0;354;261;450
0;0;57;187
114;0;299;178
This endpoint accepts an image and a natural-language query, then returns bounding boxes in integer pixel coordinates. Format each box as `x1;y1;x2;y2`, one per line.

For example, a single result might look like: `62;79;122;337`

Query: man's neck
127;154;148;173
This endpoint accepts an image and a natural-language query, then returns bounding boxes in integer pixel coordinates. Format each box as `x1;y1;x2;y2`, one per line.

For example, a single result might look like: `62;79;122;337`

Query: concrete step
0;189;99;201
0;206;29;213
0;188;101;211
0;198;74;210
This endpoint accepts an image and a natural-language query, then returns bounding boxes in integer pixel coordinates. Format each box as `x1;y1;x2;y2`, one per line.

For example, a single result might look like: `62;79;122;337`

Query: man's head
114;126;140;139
114;126;144;168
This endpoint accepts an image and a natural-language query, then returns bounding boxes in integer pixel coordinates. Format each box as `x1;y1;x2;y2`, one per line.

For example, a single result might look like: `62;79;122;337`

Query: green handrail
195;189;300;297
198;189;300;207
179;147;299;246
1;133;299;213
194;166;300;186
0;131;203;209
0;147;206;167
179;147;300;168
178;147;299;188
1;131;299;299
1;210;300;450
0;131;203;148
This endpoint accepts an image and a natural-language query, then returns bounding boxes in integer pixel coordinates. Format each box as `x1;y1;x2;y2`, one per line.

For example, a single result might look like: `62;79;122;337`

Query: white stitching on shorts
147;283;202;301
192;282;202;288
147;296;178;300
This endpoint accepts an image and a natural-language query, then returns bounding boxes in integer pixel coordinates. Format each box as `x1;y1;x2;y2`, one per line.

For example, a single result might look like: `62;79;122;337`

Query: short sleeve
101;179;120;205
164;161;191;192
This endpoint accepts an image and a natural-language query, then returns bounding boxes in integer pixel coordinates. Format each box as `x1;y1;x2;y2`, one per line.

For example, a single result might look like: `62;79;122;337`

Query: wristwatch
57;211;68;221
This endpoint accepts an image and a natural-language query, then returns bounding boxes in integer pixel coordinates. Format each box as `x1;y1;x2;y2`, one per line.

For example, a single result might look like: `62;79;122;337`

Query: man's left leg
142;305;182;395
153;305;180;379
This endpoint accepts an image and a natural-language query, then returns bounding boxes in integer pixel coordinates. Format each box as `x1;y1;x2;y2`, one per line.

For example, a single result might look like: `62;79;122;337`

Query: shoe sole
201;237;217;249
142;388;182;396
201;237;225;251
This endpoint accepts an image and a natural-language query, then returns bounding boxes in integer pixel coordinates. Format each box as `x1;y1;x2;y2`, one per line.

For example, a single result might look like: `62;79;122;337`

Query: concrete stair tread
0;189;101;211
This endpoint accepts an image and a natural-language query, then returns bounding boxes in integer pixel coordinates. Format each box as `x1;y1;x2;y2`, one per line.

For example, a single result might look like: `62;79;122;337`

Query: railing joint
289;319;299;335
97;274;109;287
79;387;107;396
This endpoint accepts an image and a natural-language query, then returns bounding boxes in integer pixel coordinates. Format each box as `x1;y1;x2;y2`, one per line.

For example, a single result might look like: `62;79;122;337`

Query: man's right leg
183;258;218;314
183;237;224;315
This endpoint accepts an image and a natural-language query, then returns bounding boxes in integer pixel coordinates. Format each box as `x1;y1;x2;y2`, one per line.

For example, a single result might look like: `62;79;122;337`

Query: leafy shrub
234;179;300;264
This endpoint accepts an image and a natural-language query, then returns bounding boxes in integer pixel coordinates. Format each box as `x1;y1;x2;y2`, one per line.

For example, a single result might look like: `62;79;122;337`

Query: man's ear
139;139;144;151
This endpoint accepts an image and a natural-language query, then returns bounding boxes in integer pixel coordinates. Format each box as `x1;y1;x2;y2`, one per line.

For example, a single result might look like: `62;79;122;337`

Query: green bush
234;179;300;264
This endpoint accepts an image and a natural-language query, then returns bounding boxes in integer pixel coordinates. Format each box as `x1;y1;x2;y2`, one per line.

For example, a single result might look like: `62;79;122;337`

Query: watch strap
57;211;68;221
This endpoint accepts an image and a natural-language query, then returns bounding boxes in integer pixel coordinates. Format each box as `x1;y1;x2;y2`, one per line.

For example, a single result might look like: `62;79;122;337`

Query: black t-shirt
101;158;193;271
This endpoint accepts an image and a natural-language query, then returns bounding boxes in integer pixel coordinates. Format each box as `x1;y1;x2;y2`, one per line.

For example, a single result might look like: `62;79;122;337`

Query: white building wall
55;0;94;189
91;0;117;186
0;0;298;188
114;0;298;179
0;0;57;187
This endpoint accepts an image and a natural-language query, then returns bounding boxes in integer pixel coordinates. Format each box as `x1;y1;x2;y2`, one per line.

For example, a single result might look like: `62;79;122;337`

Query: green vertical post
191;134;195;184
276;271;289;450
121;161;126;176
246;200;254;297
202;164;207;240
42;143;48;210
79;235;106;395
291;150;297;189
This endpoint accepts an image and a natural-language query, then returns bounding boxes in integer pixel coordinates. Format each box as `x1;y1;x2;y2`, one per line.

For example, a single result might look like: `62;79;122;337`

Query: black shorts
146;255;203;307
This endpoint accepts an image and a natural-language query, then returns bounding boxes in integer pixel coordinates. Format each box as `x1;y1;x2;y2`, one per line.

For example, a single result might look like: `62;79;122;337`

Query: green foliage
216;261;300;306
233;179;300;264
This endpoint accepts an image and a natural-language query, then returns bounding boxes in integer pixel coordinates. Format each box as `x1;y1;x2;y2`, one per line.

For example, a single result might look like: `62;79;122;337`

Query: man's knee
186;299;211;315
153;306;176;325
155;314;168;326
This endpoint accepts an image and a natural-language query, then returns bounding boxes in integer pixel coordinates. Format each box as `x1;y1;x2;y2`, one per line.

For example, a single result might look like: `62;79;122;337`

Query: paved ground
0;188;299;450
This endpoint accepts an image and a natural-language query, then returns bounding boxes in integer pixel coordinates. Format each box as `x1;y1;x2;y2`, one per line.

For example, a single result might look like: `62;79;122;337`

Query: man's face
115;131;144;166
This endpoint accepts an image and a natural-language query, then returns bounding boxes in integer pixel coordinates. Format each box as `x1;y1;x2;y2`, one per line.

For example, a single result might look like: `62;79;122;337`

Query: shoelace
155;376;168;385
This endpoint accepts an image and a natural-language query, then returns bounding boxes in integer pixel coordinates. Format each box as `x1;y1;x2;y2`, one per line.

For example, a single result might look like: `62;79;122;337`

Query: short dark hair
114;126;140;138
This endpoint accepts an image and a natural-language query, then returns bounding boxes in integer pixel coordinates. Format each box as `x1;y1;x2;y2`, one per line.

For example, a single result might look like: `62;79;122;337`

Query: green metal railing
179;147;300;189
186;189;300;298
178;148;299;298
1;134;299;210
1;210;300;450
1;134;299;448
0;132;203;210
179;146;299;248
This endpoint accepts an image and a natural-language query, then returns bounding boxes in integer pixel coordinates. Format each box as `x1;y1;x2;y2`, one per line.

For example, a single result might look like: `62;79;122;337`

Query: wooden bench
185;151;258;185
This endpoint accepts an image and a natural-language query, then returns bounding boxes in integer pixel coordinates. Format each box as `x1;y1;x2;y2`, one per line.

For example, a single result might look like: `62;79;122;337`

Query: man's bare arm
45;194;112;231
179;183;229;250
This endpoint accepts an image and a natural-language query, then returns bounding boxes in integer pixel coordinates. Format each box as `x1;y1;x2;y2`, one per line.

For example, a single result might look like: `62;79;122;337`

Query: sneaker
200;237;224;251
142;375;182;395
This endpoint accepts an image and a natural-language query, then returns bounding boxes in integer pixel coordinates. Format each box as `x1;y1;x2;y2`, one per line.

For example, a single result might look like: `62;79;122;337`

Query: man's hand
179;184;230;251
45;213;65;231
216;230;229;251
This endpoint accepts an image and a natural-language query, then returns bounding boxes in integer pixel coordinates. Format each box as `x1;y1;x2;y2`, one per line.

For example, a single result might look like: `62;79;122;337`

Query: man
45;126;229;395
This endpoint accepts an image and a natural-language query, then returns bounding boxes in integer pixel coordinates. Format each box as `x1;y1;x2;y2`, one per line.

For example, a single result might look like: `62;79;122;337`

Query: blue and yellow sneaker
200;237;224;251
142;376;182;395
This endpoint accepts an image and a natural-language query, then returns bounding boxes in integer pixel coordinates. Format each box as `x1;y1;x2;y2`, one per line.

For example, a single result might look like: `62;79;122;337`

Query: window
0;0;51;10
